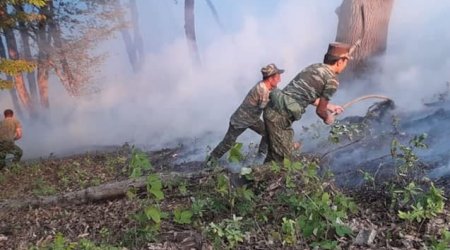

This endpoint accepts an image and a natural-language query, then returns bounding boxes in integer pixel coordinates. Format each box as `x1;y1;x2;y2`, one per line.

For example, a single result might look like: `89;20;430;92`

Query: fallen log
0;170;211;210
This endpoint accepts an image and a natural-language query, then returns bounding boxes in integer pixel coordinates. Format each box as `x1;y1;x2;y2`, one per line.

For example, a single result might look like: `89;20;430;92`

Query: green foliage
0;58;36;76
329;121;365;144
207;215;246;249
177;180;188;195
359;169;375;188
144;205;162;224
269;159;356;247
30;232;121;250
129;147;152;178
429;230;450;250
146;174;164;200
4;0;49;7
228;142;244;163
213;173;255;216
389;133;445;223
32;177;56;196
281;217;297;246
0;79;14;90
191;197;211;218
397;183;446;223
390;133;427;176
173;208;193;224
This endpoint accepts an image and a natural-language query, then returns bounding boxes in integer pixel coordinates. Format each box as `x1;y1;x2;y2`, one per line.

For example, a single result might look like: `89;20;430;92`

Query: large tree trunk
116;0;144;73
35;6;51;109
0;34;23;116
47;0;78;96
0;171;209;210
16;5;39;107
184;0;201;65
4;27;34;115
335;0;394;80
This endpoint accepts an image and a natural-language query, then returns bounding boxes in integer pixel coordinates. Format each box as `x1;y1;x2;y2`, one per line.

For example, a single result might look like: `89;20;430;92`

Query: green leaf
145;206;161;223
335;224;352;237
174;209;193;224
228;143;243;163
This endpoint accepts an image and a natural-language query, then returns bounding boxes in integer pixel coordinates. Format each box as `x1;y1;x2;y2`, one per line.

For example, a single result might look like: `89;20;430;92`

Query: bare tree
117;0;145;73
205;0;224;32
184;0;201;64
335;0;394;79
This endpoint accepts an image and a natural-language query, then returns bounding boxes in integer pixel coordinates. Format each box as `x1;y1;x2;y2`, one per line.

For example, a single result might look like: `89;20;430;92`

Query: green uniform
0;117;23;167
264;63;339;163
210;81;270;160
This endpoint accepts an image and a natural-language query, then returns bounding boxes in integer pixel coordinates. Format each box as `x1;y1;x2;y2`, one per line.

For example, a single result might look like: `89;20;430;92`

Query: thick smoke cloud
0;0;449;161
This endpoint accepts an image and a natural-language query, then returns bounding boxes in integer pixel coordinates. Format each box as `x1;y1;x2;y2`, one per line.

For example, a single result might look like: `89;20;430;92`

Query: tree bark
116;0;144;73
16;5;39;107
0;34;23;115
0;170;210;210
130;0;144;71
4;27;34;115
47;0;78;96
335;0;394;79
36;6;51;109
184;0;201;65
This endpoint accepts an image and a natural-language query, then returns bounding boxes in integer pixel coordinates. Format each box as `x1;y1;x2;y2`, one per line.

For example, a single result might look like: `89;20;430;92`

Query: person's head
323;42;351;74
261;63;285;89
4;109;13;118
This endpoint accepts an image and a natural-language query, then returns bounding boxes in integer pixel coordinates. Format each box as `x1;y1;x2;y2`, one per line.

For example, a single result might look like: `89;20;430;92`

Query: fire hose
341;94;391;110
332;94;392;116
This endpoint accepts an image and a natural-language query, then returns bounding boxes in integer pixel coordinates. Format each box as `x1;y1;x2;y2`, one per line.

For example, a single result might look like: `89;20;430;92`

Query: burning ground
0;97;450;250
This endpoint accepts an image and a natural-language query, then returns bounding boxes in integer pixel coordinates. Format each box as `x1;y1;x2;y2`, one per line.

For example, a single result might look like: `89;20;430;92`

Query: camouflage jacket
270;63;339;121
0;117;21;142
230;81;271;128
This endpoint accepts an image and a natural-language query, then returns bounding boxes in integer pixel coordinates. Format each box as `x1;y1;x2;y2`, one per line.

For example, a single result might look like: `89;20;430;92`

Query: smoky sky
1;0;449;160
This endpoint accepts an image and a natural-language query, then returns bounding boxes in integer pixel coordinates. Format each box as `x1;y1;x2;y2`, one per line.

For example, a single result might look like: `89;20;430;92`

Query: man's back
0;118;20;141
283;63;338;108
230;81;269;128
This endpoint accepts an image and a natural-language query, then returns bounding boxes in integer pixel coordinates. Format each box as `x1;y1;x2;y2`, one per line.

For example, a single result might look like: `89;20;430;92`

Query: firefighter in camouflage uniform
264;42;351;163
207;63;285;165
0;109;23;168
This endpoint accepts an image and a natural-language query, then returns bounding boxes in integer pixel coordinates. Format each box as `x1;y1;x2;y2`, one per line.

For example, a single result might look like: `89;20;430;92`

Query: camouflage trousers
0;140;23;168
209;121;267;160
263;106;294;163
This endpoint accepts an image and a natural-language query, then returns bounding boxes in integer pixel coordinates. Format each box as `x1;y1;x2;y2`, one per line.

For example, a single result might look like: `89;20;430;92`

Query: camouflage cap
325;42;351;60
261;63;285;78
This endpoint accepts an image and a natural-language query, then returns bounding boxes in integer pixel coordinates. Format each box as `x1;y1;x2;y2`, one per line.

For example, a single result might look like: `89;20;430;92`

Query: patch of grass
32;178;57;196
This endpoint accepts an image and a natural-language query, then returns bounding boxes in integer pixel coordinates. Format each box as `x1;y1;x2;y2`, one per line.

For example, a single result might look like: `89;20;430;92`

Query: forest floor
0;142;449;250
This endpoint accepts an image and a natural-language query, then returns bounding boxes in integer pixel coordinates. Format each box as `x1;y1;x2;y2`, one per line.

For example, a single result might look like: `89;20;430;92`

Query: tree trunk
204;0;224;32
36;6;51;109
116;0;144;73
16;5;39;107
130;0;144;71
48;0;78;96
335;0;394;79
184;0;201;65
4;27;34;115
0;31;23;116
0;170;210;210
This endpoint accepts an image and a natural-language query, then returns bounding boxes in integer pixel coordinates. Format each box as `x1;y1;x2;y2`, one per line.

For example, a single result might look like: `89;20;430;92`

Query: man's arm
316;97;334;125
313;98;344;114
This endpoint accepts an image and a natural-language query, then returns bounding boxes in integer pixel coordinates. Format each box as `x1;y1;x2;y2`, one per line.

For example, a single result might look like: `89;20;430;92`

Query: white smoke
0;0;449;162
